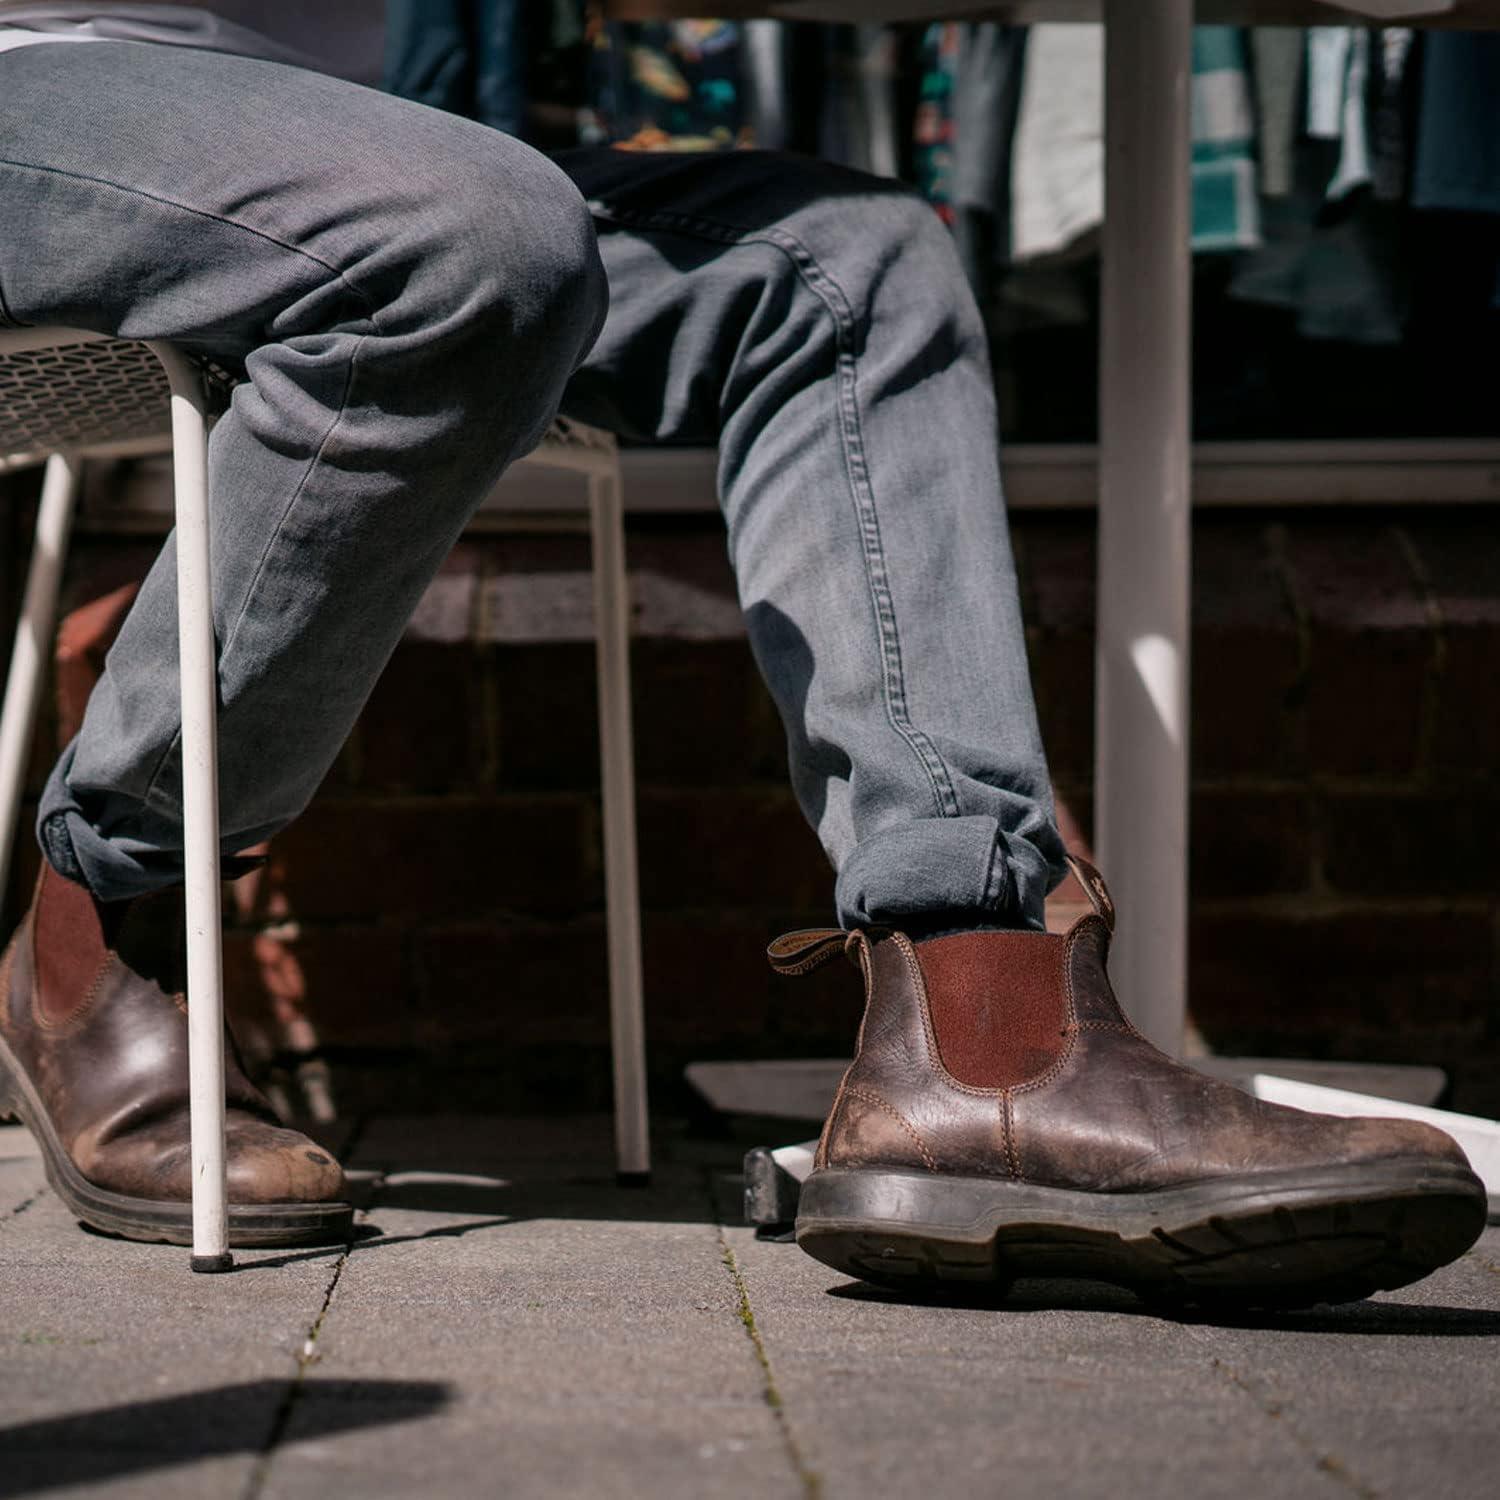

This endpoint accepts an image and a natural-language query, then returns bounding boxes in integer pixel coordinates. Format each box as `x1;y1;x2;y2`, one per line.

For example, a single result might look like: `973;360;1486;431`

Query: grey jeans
0;39;1064;931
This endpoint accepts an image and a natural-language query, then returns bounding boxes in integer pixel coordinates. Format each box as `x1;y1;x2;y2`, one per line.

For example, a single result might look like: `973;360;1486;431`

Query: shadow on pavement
826;1278;1500;1335
0;1378;450;1498
225;1169;729;1274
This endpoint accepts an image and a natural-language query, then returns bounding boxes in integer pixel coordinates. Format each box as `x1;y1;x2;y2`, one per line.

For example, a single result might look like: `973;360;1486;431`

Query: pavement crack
0;1187;45;1225
1207;1353;1382;1500
240;1249;349;1500
716;1226;822;1500
240;1150;384;1500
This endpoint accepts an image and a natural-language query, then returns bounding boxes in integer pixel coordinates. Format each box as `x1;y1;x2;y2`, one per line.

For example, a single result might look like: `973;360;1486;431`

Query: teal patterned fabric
1191;26;1261;252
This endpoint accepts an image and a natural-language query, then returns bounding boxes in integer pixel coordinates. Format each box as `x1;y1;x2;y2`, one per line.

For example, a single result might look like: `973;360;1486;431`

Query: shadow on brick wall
4;509;1498;1118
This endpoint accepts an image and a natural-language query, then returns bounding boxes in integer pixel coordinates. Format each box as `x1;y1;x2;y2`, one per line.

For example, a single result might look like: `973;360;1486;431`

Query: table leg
1096;0;1194;1052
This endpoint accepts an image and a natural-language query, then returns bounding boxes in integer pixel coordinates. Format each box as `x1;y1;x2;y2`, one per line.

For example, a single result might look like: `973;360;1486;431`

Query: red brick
626;529;745;641
631;640;778;786
357;641;488;793
1321;790;1500;897
764;936;865;1047
1189;906;1492;1045
1407;516;1500;774
1282;522;1433;776
1190;787;1314;899
58;540;159;618
1191;521;1303;776
411;919;609;1047
1020;517;1096;781
1043;784;1096;930
636;787;828;911
224;926;411;1052
405;542;482;645
478;534;593;643
1433;626;1500;773
266;795;597;922
640;913;772;1046
492;642;601;788
54;581;140;745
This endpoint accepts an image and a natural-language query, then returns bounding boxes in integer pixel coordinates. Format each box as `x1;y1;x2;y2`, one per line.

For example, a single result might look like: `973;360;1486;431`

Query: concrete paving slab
0;1163;344;1500
729;1222;1500;1500
4;1117;1497;1500
255;1119;797;1500
1170;1230;1500;1500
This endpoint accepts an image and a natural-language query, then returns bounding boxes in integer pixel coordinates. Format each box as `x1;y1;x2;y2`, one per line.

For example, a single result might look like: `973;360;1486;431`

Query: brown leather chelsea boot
0;860;352;1247
770;855;1487;1309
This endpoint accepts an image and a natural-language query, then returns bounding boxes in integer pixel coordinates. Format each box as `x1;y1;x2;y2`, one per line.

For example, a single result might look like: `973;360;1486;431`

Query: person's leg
0;40;604;1244
554;147;1064;934
550;148;1486;1305
0;42;605;901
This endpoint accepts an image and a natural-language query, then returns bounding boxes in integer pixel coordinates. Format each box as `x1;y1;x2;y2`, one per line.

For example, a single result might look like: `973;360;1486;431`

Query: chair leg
0;453;80;904
149;343;231;1271
589;464;651;1184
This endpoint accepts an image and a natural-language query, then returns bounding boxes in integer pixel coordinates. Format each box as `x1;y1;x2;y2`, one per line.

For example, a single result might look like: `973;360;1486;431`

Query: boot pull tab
767;928;852;977
1063;852;1115;933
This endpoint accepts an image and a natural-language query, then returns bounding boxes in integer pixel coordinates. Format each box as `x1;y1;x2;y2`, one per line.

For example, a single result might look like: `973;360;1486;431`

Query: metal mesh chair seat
1;328;649;1270
0;332;615;476
0;336;170;467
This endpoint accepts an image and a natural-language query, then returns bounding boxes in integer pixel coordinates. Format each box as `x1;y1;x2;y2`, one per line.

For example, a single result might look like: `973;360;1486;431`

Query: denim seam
0;157;381;322
590;201;963;822
981;827;1012;919
138;328;369;819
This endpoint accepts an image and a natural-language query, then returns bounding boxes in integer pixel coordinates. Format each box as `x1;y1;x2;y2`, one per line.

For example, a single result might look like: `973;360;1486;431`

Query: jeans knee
466;145;607;353
391;135;607;383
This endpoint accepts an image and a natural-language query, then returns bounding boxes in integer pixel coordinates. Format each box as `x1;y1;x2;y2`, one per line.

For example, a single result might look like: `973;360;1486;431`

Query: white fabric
1011;25;1104;263
0;27;103;54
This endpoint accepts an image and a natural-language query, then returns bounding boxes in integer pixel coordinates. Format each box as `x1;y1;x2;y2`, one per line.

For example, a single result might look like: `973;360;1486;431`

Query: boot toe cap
225;1121;347;1205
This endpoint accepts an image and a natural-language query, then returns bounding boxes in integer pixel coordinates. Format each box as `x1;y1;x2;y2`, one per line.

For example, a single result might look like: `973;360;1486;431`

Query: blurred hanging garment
912;22;961;224
1412;30;1500;216
1253;27;1303;198
950;23;1026;307
1010;23;1103;262
1010;23;1258;263
588;16;746;151
383;0;527;138
1230;25;1417;347
1190;26;1260;251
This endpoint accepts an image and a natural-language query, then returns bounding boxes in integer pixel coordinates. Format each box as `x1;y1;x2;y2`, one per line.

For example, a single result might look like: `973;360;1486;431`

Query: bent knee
385;134;607;362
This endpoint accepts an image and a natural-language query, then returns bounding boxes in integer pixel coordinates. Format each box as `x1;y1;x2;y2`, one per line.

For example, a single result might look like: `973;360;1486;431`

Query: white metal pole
1096;0;1194;1053
588;466;651;1183
0;454;80;901
148;342;231;1271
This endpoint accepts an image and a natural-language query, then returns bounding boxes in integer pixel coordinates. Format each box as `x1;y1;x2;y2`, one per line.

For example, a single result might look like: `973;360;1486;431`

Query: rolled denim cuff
834;816;1057;934
36;739;183;903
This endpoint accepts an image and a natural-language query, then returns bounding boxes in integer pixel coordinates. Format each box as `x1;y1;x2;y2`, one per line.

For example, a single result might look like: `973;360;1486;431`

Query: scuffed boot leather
773;855;1487;1308
0;861;351;1246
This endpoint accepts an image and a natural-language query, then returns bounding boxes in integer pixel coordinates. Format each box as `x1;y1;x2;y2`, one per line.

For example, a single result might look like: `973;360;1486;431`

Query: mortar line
714;1223;822;1500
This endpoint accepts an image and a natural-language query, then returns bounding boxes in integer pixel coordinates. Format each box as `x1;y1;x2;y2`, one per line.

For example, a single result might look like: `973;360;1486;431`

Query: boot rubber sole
0;1033;353;1249
795;1161;1488;1309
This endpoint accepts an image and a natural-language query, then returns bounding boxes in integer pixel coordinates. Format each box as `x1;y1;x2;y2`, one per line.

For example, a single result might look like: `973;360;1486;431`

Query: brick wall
4;495;1497;1118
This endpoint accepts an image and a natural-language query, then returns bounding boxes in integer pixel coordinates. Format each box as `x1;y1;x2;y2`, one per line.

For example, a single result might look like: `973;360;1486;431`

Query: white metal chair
0;329;649;1273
